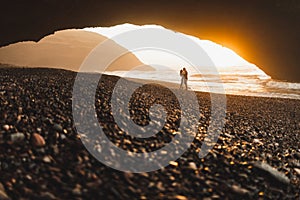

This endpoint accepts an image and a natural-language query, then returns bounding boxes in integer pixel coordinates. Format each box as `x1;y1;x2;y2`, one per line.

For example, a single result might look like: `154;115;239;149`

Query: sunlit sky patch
84;23;269;78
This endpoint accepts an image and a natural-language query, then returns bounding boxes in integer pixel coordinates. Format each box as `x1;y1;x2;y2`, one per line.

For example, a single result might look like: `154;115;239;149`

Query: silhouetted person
180;69;183;87
180;68;188;90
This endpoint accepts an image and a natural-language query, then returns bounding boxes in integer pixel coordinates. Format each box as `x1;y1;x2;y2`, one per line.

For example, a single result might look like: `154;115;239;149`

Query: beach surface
0;67;299;199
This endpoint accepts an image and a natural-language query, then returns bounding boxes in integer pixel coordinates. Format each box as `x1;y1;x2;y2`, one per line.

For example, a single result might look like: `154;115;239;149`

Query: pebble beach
0;67;299;199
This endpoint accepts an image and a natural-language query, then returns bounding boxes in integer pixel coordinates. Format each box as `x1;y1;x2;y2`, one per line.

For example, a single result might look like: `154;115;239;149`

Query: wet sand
0;67;299;199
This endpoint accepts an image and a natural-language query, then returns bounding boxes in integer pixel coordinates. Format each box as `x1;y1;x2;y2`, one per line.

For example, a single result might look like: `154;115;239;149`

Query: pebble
294;152;300;159
72;187;82;196
53;124;63;132
31;133;46;147
253;162;290;185
253;138;263;145
156;182;165;191
9;132;25;143
40;192;56;200
3;124;10;131
188;162;197;170
294;168;300;176
0;183;10;200
174;195;188;200
231;184;250;195
169;161;178;167
43;156;52;163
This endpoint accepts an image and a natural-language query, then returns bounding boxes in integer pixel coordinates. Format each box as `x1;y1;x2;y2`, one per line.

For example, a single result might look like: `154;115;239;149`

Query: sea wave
266;80;300;90
103;70;300;100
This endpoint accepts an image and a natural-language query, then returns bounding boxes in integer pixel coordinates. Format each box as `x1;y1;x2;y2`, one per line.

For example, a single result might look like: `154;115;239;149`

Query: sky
84;24;249;68
84;24;269;78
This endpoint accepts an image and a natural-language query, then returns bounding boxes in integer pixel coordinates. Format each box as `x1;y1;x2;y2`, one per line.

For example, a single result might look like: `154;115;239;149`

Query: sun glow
84;23;269;78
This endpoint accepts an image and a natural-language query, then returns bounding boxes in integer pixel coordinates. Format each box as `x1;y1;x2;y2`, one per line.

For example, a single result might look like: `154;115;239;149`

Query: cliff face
1;0;300;81
0;30;153;72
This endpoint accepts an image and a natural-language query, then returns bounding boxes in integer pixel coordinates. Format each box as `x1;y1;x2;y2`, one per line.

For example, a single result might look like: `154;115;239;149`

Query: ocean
104;68;300;100
85;24;300;100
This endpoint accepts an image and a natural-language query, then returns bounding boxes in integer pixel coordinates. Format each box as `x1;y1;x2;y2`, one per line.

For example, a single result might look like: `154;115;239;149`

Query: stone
43;156;52;163
231;184;250;195
188;162;197;170
72;187;82;196
174;195;188;200
294;168;300;176
253;139;263;145
31;133;46;147
0;183;10;200
53;124;63;132
10;132;25;143
253;162;290;185
156;182;165;191
3;125;9;131
169;161;178;167
40;192;56;200
294;152;300;159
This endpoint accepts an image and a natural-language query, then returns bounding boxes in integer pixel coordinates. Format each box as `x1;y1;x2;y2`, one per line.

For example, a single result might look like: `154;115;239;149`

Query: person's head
183;67;186;70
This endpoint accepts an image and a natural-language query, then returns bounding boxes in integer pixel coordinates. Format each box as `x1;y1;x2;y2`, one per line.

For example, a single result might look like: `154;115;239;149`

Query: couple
180;68;188;90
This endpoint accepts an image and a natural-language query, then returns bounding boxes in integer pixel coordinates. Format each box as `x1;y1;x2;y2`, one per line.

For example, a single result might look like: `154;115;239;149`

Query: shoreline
2;64;299;101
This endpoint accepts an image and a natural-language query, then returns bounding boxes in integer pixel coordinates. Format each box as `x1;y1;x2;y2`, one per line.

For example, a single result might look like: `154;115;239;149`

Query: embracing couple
179;67;188;90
